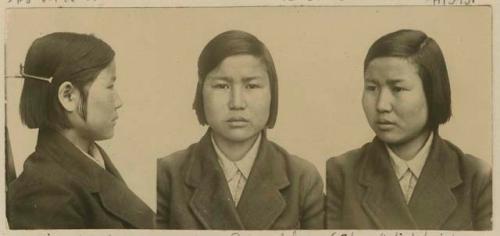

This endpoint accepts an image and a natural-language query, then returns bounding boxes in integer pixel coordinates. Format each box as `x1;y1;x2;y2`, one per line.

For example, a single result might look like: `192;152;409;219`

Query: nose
376;88;392;113
115;91;123;109
228;86;246;110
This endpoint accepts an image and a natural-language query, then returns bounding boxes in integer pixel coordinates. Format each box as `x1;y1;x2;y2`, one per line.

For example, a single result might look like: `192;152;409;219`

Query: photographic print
1;0;496;235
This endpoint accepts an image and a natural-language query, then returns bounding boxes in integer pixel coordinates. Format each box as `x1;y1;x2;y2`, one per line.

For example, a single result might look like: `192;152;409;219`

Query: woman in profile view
156;30;324;230
7;32;154;229
326;29;492;230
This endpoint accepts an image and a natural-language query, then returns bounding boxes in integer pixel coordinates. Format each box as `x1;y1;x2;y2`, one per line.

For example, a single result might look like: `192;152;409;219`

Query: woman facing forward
326;29;491;230
156;30;324;230
7;32;154;229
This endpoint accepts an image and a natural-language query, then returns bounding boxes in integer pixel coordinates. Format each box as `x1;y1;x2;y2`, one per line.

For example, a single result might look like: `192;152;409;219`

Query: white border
1;0;497;236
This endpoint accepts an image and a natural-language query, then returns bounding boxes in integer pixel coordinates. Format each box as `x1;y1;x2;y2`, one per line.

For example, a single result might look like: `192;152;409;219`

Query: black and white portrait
2;1;495;234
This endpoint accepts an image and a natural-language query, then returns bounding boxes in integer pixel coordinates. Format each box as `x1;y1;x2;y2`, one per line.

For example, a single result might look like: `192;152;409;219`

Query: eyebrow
242;76;262;83
111;76;117;82
365;78;406;85
208;76;263;82
207;76;231;83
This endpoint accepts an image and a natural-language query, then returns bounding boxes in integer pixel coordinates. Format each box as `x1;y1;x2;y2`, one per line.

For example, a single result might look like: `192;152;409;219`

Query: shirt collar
75;143;106;169
211;133;261;180
386;132;434;179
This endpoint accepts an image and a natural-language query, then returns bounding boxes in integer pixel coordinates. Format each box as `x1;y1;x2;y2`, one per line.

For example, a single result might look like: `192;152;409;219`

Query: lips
226;117;249;127
375;119;396;130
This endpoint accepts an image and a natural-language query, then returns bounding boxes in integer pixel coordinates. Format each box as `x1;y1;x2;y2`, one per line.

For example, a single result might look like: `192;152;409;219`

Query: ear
58;81;80;112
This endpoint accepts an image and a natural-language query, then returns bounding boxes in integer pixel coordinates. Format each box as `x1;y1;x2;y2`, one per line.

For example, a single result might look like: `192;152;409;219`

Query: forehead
93;60;116;83
207;54;268;80
365;57;420;83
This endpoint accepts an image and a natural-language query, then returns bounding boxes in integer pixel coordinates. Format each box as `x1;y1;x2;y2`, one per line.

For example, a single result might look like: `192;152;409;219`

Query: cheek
86;91;112;120
257;101;271;122
414;100;429;124
202;91;225;121
85;94;99;117
361;94;374;118
254;91;271;120
399;95;428;124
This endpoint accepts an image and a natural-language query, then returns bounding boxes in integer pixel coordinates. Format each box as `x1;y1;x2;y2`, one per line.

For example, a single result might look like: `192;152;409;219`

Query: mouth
226;117;249;128
375;120;396;130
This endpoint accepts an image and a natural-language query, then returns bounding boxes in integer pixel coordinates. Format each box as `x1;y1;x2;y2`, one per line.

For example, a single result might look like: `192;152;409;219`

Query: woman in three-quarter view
326;29;492;230
7;32;155;229
156;30;324;230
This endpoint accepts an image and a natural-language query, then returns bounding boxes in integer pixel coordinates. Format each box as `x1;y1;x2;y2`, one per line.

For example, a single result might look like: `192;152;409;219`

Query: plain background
4;7;492;210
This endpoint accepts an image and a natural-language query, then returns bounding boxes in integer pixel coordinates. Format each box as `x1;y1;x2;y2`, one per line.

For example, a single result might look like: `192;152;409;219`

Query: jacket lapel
36;129;154;229
97;145;124;181
358;138;417;229
408;134;462;229
94;146;155;229
236;135;289;229
186;132;244;229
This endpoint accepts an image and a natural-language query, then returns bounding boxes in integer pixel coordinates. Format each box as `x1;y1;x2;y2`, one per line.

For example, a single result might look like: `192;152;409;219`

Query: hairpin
4;64;53;83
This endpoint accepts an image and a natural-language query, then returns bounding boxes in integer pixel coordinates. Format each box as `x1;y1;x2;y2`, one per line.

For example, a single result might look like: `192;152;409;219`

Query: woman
7;32;155;229
326;29;492;230
156;30;324;230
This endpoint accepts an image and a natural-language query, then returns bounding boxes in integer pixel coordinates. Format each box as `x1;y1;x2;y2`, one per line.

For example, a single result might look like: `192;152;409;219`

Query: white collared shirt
76;143;106;169
211;133;261;206
386;132;433;203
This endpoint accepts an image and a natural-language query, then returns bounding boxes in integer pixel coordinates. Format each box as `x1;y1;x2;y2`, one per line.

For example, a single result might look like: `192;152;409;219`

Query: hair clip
4;64;53;83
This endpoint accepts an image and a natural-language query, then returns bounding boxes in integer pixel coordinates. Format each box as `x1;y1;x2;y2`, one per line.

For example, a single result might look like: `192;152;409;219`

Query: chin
95;132;114;141
225;134;253;143
219;130;258;143
375;132;404;145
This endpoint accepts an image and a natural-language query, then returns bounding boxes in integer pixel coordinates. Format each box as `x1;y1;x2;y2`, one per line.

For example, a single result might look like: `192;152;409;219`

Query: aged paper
1;0;498;235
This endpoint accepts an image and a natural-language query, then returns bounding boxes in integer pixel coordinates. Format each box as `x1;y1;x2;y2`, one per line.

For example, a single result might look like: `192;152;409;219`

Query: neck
212;132;260;162
388;129;431;161
58;128;93;154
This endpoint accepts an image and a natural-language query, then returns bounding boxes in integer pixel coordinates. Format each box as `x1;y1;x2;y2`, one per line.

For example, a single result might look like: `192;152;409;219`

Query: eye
392;86;407;92
364;84;377;91
107;84;115;89
246;83;261;89
212;83;229;89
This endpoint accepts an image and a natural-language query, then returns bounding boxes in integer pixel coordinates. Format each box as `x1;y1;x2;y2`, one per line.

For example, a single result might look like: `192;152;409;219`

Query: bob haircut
193;30;278;128
19;32;115;130
364;29;452;131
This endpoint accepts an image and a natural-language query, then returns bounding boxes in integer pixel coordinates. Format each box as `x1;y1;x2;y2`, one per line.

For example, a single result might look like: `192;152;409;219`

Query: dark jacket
326;134;492;230
156;131;324;229
7;129;155;229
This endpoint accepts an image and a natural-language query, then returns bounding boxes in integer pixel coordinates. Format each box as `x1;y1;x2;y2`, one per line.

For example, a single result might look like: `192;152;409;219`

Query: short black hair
193;30;279;128
364;29;452;131
19;32;115;130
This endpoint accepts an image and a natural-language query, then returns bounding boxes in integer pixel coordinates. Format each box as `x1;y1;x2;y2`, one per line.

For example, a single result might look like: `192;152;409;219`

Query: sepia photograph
1;0;497;235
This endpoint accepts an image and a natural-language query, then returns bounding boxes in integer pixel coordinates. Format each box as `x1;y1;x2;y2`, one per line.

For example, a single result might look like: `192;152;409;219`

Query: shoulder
265;141;324;200
10;152;77;195
9;173;74;206
157;143;197;172
461;154;491;178
266;140;320;178
8;154;81;225
441;139;491;180
326;142;370;173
